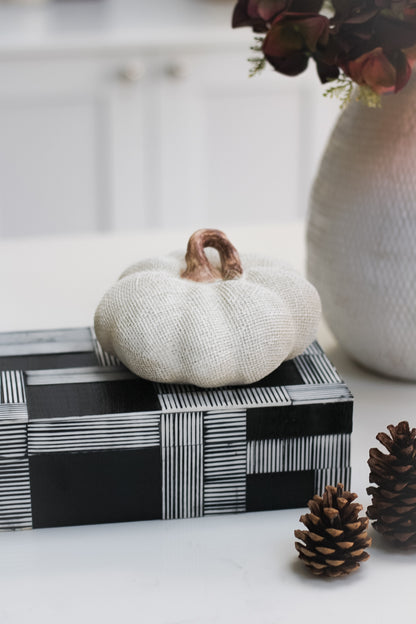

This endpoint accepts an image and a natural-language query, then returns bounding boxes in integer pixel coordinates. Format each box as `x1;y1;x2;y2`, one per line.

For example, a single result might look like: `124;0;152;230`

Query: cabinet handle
118;63;145;83
165;62;190;80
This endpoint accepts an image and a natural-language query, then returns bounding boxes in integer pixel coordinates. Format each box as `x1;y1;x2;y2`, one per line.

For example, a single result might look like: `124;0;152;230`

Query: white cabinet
0;47;339;237
0;55;148;237
157;50;339;228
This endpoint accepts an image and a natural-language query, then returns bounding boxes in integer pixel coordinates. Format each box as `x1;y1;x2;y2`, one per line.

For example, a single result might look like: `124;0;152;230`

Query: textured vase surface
307;75;416;381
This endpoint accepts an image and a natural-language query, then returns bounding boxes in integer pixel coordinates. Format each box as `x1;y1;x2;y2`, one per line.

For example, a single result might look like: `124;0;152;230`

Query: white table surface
0;222;415;624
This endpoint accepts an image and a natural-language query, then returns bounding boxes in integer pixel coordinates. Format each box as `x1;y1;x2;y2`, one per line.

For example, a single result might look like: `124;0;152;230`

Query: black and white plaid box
0;328;352;530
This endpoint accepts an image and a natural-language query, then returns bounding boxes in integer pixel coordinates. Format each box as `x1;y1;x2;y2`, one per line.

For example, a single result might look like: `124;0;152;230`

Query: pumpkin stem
181;228;244;283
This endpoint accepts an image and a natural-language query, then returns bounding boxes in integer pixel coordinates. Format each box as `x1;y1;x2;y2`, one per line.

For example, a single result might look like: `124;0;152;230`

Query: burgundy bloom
232;0;325;31
263;13;330;75
233;0;416;97
232;0;288;32
373;13;416;48
331;0;378;26
315;57;341;82
342;46;411;92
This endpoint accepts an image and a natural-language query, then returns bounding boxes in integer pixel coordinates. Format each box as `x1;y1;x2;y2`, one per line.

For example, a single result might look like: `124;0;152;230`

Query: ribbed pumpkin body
94;250;321;387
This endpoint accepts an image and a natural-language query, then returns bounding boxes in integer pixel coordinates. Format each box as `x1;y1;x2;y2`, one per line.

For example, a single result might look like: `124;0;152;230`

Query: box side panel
29;448;162;529
247;401;353;440
247;433;351;474
161;412;204;520
246;466;352;513
0;458;32;530
203;410;247;516
247;471;315;511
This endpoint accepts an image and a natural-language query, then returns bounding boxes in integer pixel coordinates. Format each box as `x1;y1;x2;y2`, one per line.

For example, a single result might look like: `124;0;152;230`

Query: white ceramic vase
307;73;416;381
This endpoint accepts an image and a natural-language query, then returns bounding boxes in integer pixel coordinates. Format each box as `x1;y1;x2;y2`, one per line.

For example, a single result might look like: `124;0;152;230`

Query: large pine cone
295;484;371;577
367;421;416;548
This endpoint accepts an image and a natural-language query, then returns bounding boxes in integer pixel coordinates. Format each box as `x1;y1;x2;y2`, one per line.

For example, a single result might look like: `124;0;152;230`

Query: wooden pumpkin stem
181;228;244;283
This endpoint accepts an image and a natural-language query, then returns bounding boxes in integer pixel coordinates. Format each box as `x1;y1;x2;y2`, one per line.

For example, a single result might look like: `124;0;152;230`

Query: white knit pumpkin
94;229;321;387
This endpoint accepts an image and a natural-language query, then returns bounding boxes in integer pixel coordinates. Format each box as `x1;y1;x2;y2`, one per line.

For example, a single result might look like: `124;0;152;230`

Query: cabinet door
0;56;147;237
157;49;339;228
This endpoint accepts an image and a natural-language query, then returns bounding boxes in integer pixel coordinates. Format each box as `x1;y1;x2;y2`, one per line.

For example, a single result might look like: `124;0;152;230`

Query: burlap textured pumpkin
94;229;321;387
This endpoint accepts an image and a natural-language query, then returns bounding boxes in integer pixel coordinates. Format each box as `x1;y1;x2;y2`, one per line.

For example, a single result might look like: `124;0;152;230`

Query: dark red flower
232;0;288;32
373;12;416;48
321;9;416;67
262;13;329;75
331;0;379;26
232;0;325;31
341;46;411;92
316;57;341;82
232;0;416;96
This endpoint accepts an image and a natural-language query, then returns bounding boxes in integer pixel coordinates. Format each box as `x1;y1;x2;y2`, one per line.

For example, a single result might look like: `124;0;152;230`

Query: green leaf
248;35;266;77
324;75;382;108
323;74;354;109
356;84;382;108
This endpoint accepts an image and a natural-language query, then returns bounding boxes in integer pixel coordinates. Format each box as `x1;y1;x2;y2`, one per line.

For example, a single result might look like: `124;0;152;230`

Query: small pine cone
294;483;371;577
367;421;416;548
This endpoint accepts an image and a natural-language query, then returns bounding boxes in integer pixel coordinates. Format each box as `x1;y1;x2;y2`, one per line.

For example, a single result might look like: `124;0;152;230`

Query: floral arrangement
232;0;416;106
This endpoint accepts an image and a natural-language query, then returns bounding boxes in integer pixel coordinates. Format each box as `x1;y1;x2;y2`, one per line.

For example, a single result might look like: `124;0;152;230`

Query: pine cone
367;421;416;548
294;483;371;577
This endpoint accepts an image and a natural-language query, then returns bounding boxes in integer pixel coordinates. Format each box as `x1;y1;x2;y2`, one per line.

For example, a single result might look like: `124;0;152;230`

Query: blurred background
0;0;339;239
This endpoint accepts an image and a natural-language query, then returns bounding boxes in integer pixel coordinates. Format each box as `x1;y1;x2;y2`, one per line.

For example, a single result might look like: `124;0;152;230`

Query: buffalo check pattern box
0;328;352;530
